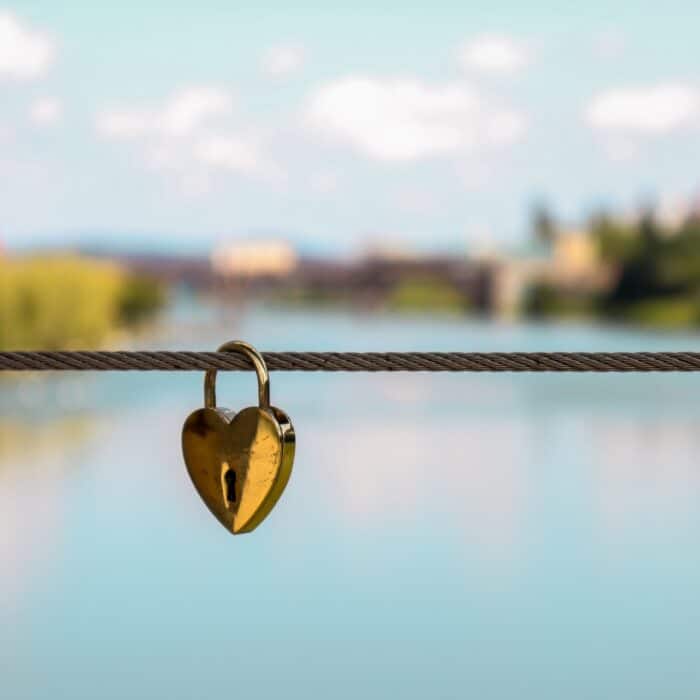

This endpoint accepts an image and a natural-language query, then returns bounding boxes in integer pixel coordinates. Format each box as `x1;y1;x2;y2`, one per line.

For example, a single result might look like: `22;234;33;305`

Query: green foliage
118;274;166;324
387;277;469;313
524;283;597;319
621;297;700;329
0;256;165;350
589;213;640;263
531;201;557;246
603;214;700;326
526;211;700;329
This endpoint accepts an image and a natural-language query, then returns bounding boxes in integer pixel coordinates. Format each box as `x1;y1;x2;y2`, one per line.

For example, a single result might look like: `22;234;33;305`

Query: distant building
488;258;547;317
211;240;297;278
482;228;614;318
546;228;612;292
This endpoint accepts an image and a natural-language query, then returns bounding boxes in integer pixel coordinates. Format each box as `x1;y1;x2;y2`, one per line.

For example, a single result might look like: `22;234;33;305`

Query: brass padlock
181;340;295;534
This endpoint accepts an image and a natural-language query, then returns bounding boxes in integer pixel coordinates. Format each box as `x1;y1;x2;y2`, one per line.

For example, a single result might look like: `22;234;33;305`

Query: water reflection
0;415;97;617
591;419;700;538
0;417;94;467
4;303;700;699
314;416;528;560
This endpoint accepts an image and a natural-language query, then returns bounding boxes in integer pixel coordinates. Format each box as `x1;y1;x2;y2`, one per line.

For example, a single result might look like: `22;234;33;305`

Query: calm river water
3;297;700;699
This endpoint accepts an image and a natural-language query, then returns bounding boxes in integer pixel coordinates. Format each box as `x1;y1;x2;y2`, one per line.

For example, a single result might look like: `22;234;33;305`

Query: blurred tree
589;211;639;263
0;256;165;350
524;205;700;328
531;201;557;246
603;211;700;326
118;274;165;324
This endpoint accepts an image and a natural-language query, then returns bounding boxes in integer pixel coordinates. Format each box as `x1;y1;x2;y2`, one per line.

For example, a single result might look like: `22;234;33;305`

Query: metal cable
2;350;700;372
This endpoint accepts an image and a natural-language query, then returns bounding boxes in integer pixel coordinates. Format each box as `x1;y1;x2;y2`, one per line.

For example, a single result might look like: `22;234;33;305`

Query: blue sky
2;1;700;253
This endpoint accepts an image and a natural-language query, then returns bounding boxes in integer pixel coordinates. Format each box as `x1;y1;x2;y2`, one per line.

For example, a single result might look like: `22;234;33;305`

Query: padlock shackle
204;340;270;409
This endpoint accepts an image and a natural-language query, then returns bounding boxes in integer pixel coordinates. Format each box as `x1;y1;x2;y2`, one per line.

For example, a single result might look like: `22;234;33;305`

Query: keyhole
224;468;237;505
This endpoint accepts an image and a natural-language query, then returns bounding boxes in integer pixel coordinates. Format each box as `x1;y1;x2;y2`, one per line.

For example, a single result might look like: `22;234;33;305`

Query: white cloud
29;97;62;126
304;76;525;161
457;34;530;75
193;134;280;179
0;11;55;80
586;83;700;134
96;85;280;188
96;86;234;139
261;43;306;77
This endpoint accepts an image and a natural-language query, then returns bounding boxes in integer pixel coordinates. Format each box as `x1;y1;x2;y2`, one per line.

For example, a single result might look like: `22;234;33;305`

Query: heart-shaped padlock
181;340;295;534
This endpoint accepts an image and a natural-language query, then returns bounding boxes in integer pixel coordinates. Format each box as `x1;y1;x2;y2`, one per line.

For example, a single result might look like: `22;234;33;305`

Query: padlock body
182;405;295;533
